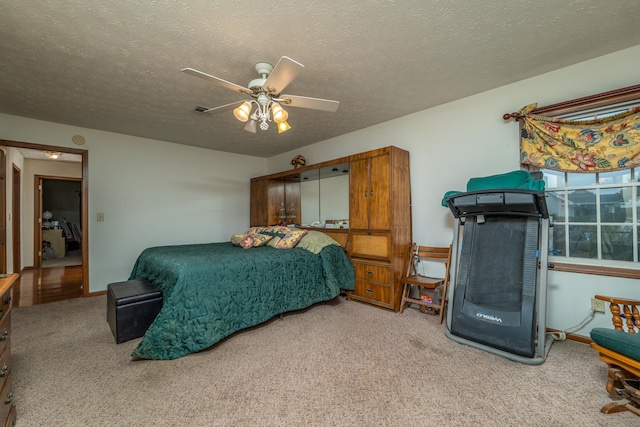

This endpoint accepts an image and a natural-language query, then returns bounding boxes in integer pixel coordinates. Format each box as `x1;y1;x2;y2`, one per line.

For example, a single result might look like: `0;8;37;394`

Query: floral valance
519;103;640;172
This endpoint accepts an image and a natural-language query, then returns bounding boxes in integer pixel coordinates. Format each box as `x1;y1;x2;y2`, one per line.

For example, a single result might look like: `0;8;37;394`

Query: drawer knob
365;270;373;275
0;363;7;377
4;391;11;404
3;296;10;305
0;330;7;342
365;288;373;294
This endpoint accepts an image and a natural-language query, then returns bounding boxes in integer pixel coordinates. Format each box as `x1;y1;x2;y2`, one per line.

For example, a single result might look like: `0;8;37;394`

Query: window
543;167;639;264
518;84;640;274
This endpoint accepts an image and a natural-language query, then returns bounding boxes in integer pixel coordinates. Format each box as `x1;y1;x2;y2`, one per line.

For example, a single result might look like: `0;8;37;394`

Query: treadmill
444;189;554;365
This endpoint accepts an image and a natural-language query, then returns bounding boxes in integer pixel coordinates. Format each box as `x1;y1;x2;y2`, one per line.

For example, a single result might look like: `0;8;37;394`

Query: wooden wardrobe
250;146;412;311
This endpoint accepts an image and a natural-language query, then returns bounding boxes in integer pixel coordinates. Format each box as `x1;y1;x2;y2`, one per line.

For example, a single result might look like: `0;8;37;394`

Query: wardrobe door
349;158;370;230
368;154;391;231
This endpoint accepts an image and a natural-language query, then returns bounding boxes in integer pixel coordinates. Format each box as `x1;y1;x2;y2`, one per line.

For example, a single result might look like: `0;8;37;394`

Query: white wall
268;44;640;338
0;114;266;292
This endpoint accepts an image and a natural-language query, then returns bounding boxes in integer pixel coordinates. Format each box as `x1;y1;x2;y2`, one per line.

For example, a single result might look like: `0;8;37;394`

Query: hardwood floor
13;265;83;307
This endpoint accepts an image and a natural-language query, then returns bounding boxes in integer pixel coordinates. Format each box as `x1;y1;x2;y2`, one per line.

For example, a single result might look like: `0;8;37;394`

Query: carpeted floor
10;295;637;426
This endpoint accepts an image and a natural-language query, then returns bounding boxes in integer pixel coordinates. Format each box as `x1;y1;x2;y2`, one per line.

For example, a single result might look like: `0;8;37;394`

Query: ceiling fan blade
263;56;304;94
196;101;244;114
181;68;252;96
279;94;340;112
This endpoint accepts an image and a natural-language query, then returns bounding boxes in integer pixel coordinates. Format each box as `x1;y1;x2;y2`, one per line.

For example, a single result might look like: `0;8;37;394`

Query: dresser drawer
351;281;391;306
353;261;390;284
0;286;10;324
349;232;390;260
0;370;12;425
0;341;10;393
0;316;9;360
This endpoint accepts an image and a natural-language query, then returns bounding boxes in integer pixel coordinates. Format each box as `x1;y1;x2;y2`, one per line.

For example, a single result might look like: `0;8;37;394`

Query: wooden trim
546;328;592;344
504;83;640;120
548;262;640;279
252;156;349;181
531;84;640;116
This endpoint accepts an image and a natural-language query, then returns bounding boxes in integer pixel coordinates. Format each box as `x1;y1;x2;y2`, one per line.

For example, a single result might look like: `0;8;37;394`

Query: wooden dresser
250;146;412;311
0;274;17;426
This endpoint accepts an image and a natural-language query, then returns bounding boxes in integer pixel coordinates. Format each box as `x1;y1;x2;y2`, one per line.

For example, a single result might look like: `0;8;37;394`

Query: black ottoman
107;279;162;344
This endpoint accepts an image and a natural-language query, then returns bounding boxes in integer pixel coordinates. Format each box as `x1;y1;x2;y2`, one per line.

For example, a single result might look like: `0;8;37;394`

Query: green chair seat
590;327;640;361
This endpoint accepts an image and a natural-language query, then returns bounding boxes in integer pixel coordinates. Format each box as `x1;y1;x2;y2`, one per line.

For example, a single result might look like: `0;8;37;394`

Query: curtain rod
503;83;640;121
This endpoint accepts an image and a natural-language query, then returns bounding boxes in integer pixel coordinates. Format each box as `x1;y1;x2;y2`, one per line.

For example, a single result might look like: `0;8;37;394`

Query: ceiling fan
182;56;340;134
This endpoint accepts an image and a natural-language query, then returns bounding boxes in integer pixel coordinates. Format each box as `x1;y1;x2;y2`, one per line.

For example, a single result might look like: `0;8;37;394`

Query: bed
127;230;355;360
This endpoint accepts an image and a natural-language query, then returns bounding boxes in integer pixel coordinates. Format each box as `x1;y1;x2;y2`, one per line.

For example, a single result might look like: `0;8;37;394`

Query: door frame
12;164;20;274
0;139;88;296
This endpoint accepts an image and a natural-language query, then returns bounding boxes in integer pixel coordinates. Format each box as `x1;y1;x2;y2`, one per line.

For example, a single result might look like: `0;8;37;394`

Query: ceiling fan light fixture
277;120;291;134
271;103;288;124
233;101;252;122
244;118;258;134
44;151;62;160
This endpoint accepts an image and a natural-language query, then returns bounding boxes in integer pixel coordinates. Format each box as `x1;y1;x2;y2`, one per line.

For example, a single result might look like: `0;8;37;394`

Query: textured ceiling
1;1;640;158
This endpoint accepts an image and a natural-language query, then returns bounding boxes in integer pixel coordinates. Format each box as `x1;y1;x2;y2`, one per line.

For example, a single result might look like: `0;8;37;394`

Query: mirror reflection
299;163;349;227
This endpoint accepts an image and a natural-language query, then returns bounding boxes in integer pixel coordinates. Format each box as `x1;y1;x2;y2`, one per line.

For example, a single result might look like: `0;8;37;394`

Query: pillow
231;233;245;246
240;235;256;249
269;229;308;249
295;231;340;254
246;226;266;235
248;233;273;247
232;232;273;249
259;225;291;238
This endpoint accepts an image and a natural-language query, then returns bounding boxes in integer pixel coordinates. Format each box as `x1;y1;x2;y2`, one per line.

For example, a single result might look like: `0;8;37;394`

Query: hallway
13;265;83;308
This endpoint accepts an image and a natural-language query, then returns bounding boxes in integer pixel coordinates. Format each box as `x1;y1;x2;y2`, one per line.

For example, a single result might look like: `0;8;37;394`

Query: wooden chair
399;243;452;324
590;295;640;417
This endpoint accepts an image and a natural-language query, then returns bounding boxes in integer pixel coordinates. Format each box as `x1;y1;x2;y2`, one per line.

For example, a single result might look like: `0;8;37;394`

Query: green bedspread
128;242;355;360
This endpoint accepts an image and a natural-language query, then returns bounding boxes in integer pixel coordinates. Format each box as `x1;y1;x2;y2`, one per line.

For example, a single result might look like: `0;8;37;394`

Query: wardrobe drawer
349;232;390;260
351;281;391;306
353;261;390;284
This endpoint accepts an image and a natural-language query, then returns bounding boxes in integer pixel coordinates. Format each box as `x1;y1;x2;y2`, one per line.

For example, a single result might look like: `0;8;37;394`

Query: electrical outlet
591;297;606;314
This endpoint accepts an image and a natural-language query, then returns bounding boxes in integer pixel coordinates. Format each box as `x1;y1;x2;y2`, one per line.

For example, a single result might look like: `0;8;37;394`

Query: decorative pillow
295;231;340;254
231;233;245;246
271;229;308;249
240;235;256;249
260;225;291;238
246;226;266;235
247;233;273;247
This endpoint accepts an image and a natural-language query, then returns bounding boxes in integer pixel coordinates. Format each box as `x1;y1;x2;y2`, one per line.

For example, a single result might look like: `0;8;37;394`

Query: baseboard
547;327;592;344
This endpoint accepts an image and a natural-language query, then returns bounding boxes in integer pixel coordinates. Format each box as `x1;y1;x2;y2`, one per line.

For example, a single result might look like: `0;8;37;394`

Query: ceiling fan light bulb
271;103;288;124
278;121;291;133
233;102;252;122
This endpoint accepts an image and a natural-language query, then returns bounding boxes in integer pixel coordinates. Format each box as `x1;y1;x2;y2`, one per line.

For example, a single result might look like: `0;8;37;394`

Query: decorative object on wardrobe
182;56;339;133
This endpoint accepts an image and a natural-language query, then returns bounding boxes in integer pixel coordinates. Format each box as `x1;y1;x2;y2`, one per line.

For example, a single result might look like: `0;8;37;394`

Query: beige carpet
11;295;637;426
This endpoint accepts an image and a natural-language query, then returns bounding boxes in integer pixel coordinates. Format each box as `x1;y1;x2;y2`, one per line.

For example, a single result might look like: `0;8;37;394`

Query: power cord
546;309;596;341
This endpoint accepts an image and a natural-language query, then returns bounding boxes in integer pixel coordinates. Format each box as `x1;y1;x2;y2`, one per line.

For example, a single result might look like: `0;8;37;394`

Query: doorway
36;177;83;268
0;139;88;299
